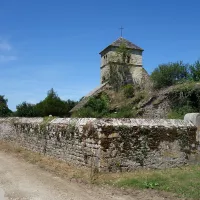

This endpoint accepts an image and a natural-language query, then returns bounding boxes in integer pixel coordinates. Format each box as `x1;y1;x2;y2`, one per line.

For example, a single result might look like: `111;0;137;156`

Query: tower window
127;55;131;63
104;55;108;62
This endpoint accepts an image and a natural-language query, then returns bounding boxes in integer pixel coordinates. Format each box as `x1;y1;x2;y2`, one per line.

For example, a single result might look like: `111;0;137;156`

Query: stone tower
99;37;145;85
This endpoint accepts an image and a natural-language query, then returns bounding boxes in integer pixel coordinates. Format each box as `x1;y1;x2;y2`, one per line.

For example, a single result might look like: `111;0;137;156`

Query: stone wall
0;117;197;172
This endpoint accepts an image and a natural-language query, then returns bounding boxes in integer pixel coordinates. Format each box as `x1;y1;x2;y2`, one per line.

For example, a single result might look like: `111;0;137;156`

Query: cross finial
119;26;124;37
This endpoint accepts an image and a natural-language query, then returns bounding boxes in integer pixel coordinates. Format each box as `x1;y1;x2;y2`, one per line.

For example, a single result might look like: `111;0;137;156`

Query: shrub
151;61;189;89
123;84;134;98
132;91;147;105
72;107;98;118
106;106;137;118
72;93;110;118
168;105;197;119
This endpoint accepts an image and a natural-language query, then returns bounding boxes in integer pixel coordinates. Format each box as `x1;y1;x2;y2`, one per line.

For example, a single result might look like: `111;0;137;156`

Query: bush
132;91;147;105
72;93;109;118
151;61;189;89
86;97;108;114
106;106;137;118
72;107;99;118
123;84;134;98
168;105;196;119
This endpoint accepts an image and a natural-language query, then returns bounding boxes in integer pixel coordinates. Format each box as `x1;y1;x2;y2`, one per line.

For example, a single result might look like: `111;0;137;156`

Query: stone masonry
0;117;197;172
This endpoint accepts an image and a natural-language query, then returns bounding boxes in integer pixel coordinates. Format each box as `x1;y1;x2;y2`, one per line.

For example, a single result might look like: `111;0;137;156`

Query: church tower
99;37;144;85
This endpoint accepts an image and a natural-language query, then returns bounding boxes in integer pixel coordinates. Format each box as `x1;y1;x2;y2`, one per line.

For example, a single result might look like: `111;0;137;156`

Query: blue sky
1;0;200;110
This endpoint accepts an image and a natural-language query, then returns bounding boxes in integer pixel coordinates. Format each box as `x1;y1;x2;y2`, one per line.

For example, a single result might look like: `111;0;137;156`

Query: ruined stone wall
0;117;197;172
141;98;171;119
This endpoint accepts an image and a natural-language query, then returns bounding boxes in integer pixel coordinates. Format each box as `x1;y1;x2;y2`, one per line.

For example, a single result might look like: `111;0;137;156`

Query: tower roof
99;37;143;55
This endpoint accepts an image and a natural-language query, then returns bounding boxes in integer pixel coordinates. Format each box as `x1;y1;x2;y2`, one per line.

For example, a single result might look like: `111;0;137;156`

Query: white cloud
0;38;17;63
0;55;17;62
0;40;12;51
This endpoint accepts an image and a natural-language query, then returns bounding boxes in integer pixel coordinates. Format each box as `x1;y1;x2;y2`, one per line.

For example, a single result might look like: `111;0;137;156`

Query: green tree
63;99;77;117
0;95;12;117
35;88;77;117
15;89;77;117
15;102;39;117
190;60;200;81
151;61;189;89
36;88;65;117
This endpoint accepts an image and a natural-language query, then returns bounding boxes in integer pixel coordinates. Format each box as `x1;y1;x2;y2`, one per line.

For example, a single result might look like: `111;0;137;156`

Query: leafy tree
36;88;66;117
63;99;77;117
15;102;39;117
190;60;200;81
15;89;77;117
0;95;12;117
151;61;189;89
35;88;77;117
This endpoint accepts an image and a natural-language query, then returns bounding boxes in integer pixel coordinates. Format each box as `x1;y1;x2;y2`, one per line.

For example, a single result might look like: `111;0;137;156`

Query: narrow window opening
127;55;131;63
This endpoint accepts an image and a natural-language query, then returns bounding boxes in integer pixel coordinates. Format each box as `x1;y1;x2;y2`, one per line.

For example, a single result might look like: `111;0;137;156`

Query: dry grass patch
0;140;90;182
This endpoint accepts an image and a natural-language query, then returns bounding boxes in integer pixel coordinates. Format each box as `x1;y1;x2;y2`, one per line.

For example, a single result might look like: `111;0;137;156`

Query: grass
1;140;200;199
97;166;200;199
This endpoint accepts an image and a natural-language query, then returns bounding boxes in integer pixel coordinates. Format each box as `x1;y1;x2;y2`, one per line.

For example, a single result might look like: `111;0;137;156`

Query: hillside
72;82;200;119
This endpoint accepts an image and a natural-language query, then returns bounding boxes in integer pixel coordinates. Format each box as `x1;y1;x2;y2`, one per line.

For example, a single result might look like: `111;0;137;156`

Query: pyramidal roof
100;37;143;55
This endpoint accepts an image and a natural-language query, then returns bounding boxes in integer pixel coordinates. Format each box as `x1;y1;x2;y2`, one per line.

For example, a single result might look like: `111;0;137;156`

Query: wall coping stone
0;117;195;128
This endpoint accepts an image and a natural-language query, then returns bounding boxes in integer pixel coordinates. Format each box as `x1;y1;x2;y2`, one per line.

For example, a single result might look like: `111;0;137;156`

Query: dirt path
0;151;180;200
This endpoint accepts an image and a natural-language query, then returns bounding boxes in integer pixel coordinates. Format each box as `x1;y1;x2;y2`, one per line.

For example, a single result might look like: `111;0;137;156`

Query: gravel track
0;151;181;200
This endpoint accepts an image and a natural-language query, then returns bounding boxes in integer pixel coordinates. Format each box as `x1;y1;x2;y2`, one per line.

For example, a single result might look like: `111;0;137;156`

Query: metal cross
119;26;124;37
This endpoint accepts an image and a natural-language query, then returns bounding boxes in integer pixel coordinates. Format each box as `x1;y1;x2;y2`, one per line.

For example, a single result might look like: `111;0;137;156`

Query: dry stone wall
0;117;197;172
